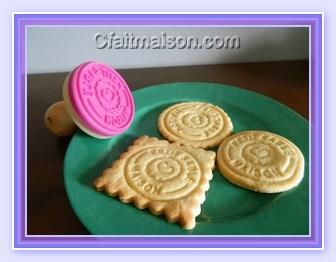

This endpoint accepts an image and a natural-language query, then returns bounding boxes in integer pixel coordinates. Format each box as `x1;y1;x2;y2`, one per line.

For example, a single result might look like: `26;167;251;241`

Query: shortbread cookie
217;131;304;193
158;102;233;149
94;136;216;229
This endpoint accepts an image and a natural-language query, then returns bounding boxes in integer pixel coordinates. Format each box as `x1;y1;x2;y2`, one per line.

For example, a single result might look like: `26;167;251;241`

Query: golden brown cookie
217;131;304;193
158;102;233;149
94;136;216;229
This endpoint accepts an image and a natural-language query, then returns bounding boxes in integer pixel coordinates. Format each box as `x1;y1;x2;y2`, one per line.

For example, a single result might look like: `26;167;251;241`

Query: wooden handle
44;101;77;137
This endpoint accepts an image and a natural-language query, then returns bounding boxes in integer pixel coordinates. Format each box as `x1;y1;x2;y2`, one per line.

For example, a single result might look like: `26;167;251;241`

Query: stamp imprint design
124;146;201;201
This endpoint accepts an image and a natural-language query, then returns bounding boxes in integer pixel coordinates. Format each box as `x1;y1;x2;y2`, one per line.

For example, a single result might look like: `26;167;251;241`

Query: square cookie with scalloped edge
94;136;216;229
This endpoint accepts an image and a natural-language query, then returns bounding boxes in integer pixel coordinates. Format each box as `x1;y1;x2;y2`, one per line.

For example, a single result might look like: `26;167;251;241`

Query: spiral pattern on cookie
217;131;305;193
158;102;233;148
124;146;201;201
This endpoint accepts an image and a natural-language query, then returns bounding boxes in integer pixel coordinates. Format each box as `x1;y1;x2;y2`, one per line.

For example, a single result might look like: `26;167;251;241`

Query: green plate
64;82;309;235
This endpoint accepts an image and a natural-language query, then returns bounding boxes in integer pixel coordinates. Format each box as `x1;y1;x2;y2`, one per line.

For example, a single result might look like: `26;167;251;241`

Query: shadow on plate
197;183;296;224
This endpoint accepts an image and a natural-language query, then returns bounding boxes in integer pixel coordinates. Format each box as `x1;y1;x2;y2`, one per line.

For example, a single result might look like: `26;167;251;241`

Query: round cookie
158;102;233;149
216;131;304;193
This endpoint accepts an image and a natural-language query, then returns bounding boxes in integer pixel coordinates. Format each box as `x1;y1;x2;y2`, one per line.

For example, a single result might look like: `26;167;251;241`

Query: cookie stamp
158;102;233;149
217;131;304;193
45;62;135;139
94;136;216;229
64;62;135;138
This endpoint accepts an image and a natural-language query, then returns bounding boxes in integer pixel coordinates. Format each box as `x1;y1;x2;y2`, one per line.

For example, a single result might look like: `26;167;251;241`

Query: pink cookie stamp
45;62;135;139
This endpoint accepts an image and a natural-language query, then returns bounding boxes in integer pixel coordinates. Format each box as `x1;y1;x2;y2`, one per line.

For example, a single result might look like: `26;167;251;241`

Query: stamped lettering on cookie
217;131;304;193
158;102;233;148
125;146;201;201
93;136;216;229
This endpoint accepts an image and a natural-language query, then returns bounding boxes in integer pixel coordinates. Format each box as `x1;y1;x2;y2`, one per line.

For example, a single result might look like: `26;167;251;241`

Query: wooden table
27;60;309;235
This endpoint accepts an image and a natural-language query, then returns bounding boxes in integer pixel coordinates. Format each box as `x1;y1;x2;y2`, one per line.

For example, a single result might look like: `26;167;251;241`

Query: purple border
14;14;323;249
